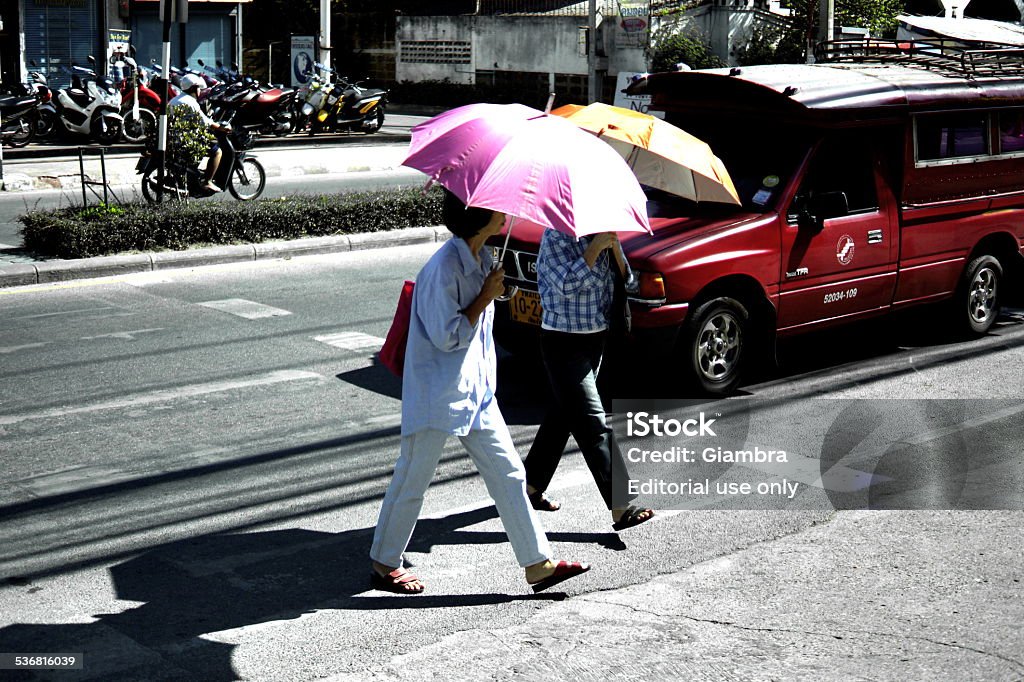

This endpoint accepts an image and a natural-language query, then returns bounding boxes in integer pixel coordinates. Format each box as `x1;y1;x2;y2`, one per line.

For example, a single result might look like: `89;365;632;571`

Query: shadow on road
0;504;611;680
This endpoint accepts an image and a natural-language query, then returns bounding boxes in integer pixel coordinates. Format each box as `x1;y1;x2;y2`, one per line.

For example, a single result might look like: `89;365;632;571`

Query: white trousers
370;400;552;569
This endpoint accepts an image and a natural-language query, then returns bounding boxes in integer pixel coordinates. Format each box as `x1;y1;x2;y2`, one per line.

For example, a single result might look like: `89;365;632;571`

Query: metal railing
815;38;1024;79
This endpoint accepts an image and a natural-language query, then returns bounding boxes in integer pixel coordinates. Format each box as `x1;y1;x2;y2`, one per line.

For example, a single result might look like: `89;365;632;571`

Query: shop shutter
24;1;99;89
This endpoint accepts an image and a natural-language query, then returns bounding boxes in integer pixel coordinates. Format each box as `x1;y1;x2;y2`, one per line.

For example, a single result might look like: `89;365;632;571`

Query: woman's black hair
442;188;495;239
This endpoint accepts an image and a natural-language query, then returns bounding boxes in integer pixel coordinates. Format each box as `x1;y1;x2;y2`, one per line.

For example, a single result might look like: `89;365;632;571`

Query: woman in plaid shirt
524;228;655;531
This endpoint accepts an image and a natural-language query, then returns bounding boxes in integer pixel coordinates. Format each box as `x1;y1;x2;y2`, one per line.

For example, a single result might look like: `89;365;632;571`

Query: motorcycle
308;63;387;135
294;71;328;133
53;56;124;145
0;82;39;148
137;124;266;203
26;61;56;140
118;56;159;143
216;78;295;136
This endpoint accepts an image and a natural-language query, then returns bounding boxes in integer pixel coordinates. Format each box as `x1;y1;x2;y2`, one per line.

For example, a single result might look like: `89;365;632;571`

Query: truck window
915;112;990;164
998;110;1024;155
788;135;878;221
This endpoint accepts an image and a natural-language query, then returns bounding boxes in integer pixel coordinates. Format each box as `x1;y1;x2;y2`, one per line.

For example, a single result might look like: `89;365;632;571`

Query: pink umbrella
402;103;651;239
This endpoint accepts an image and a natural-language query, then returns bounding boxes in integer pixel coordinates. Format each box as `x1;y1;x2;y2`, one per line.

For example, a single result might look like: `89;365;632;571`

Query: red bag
379;280;415;377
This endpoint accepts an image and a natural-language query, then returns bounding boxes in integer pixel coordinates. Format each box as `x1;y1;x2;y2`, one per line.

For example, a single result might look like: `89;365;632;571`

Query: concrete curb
0;226;451;288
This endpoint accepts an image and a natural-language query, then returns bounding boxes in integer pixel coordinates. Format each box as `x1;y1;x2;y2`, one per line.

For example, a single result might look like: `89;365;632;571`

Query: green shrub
19;187;445;260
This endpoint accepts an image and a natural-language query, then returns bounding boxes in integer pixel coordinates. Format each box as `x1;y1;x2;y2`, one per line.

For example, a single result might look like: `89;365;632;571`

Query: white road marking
314;332;385;352
0;369;323;426
0;342;50;354
198;298;293;319
80;328;164;341
16;306;116;320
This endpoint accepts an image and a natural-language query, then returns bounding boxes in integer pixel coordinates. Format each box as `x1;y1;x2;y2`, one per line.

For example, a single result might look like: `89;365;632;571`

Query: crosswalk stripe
198;298;292;319
0;370;322;426
314;332;385;352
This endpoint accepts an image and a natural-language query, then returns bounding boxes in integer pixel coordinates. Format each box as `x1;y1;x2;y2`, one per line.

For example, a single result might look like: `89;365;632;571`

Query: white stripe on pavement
314;332;385;352
198;299;293;319
0;370;323;426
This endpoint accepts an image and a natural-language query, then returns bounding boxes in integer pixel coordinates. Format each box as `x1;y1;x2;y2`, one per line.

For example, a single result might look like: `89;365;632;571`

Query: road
0;244;1022;680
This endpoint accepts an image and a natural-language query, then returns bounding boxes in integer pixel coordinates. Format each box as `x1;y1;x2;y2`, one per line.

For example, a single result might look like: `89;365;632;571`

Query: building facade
5;0;247;88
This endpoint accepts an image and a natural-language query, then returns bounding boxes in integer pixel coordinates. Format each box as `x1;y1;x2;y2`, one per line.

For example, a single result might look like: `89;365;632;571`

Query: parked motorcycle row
0;53;390;148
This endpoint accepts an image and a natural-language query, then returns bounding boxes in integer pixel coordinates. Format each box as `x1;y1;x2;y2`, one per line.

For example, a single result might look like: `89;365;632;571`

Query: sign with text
612;398;1024;510
613;72;664;118
291;35;316;87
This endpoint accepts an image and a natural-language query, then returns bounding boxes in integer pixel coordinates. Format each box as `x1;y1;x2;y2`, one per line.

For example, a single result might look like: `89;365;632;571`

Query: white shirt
169;92;214;127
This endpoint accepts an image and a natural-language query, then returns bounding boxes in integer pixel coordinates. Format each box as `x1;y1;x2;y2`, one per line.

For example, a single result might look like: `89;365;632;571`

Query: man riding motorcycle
169;73;225;192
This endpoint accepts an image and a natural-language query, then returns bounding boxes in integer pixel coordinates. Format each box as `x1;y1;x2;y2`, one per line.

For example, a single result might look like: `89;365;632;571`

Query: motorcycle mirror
129;44;137;57
232;62;239;71
88;55;96;64
197;59;205;66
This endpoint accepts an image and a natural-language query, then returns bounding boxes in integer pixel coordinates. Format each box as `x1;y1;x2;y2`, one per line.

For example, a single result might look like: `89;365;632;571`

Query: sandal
528;560;591;593
612;506;654;531
370;567;425;594
529;490;561;512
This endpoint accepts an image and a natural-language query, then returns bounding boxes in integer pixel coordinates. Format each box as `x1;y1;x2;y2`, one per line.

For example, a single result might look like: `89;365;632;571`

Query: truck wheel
958;255;1002;335
684;297;749;395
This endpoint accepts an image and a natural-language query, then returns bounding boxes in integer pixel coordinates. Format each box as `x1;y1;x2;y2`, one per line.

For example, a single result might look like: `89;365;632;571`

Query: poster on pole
291;35;316;87
616;0;650;49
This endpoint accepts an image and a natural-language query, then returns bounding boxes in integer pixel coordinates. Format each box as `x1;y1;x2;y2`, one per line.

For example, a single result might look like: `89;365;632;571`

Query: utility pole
818;0;835;45
320;0;332;79
157;0;187;202
588;0;598;103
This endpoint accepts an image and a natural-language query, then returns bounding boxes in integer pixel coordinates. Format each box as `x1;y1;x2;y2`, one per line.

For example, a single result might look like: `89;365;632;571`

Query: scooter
136;123;266;202
294;71;328;133
27;61;57;139
53;56;124;145
308;63;387;135
0;83;40;148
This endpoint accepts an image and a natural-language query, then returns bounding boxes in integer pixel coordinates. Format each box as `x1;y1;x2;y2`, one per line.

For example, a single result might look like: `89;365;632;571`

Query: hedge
18;187;445;260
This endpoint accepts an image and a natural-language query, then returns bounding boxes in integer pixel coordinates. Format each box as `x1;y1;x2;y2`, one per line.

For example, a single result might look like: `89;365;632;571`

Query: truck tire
684;297;750;395
957;255;1002;335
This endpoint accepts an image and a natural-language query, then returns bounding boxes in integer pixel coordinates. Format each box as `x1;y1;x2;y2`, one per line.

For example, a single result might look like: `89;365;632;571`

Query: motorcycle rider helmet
180;73;205;94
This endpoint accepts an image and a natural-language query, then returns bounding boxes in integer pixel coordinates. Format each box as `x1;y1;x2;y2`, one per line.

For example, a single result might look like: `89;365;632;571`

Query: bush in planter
19;188;445;260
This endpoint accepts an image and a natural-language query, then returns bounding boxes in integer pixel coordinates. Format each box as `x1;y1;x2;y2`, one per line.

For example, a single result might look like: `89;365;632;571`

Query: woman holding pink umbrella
369;189;591;595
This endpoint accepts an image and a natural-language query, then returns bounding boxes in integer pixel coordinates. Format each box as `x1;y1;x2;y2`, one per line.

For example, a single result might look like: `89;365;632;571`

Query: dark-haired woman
369;190;591;595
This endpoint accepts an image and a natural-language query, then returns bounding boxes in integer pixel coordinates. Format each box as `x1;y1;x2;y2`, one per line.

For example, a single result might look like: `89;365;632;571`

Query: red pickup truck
491;41;1024;394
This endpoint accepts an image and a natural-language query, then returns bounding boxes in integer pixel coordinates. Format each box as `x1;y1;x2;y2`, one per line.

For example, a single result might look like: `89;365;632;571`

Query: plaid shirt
537;229;614;333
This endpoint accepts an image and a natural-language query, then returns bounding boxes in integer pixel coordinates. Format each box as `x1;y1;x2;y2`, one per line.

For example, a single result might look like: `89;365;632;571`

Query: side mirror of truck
798;191;849;233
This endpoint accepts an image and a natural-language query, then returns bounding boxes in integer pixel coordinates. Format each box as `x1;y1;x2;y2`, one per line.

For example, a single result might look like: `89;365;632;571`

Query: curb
0;225;451;289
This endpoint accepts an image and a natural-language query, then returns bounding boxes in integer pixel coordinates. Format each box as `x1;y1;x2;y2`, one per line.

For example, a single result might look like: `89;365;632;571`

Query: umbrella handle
494;216;519;302
614;239;640;294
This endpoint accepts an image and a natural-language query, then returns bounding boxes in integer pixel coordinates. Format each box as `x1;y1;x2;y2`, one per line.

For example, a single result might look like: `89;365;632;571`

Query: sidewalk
0;135;412;193
0;129;429;287
0;225;449;288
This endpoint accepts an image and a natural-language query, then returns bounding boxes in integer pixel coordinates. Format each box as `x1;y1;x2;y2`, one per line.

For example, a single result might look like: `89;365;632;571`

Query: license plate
509;289;542;326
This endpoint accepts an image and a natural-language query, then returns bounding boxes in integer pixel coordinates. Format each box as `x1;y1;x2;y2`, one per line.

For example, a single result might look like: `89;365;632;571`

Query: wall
396;14;647;88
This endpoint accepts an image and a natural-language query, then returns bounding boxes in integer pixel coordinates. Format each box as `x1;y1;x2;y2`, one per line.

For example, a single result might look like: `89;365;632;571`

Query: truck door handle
867;229;884;244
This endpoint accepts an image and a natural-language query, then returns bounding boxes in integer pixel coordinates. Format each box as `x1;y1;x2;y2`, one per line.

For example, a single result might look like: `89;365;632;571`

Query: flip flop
529;560;591;593
529;490;561;512
370;568;425;594
612;506;655;531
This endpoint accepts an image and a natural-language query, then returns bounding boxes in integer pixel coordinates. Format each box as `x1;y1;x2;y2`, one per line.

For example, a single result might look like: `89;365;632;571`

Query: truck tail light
635;271;666;303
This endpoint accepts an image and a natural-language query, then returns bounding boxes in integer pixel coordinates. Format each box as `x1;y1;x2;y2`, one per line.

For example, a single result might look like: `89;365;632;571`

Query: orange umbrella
552;102;740;205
